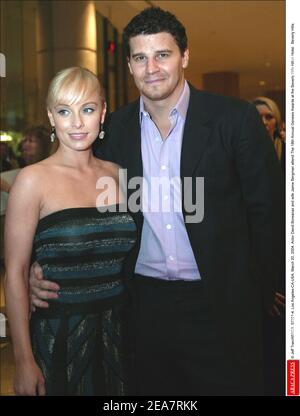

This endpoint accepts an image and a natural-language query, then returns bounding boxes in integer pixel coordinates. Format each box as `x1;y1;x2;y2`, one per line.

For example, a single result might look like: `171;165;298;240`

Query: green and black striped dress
29;205;136;396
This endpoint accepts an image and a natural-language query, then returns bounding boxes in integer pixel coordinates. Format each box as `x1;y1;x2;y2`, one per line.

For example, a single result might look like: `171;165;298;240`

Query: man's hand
268;292;285;317
29;262;60;312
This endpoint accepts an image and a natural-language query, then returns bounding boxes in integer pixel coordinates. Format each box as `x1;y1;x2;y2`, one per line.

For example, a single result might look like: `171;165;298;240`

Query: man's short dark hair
123;7;188;57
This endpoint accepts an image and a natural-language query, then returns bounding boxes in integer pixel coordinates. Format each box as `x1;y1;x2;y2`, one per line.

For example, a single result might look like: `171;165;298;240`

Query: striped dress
29;206;136;396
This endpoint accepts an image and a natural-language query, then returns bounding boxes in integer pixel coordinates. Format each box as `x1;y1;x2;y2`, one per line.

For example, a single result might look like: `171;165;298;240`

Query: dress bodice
32;206;137;305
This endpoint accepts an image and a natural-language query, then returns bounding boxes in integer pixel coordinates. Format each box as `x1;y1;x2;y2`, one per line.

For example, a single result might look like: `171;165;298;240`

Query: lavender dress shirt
135;81;201;280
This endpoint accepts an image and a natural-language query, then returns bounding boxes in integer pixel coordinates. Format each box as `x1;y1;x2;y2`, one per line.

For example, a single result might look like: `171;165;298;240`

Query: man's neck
142;79;186;124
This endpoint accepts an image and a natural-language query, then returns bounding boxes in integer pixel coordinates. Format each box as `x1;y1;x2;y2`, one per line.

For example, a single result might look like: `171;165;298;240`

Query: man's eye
134;56;146;62
157;53;169;59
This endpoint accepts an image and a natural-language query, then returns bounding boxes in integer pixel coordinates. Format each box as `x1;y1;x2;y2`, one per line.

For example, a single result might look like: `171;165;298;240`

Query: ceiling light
0;133;13;142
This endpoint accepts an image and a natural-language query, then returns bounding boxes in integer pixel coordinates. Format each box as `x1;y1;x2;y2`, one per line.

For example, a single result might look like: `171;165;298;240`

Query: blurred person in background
252;96;286;395
17;125;52;167
0;176;11;193
0;142;18;171
252;97;285;174
0;127;52;193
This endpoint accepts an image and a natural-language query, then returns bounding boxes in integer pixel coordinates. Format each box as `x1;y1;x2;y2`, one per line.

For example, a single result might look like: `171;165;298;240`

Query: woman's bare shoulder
12;163;52;191
97;159;122;178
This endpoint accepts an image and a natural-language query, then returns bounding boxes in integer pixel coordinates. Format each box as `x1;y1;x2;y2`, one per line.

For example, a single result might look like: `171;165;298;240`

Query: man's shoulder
189;84;250;113
186;85;258;132
109;99;140;124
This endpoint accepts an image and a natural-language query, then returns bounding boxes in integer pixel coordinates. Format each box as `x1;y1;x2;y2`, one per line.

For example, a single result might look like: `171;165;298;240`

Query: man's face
127;32;189;103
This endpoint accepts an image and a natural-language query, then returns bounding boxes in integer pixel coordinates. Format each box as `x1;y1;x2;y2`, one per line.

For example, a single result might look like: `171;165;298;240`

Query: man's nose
146;57;159;74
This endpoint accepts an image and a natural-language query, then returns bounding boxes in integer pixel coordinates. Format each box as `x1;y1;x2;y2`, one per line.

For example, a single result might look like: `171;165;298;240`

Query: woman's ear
47;109;55;128
101;102;107;125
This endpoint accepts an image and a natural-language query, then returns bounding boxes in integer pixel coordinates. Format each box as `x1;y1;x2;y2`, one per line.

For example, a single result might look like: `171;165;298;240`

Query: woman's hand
14;359;46;396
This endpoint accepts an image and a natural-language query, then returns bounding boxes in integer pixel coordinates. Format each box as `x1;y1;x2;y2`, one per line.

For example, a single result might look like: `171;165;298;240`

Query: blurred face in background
255;104;277;139
21;135;40;164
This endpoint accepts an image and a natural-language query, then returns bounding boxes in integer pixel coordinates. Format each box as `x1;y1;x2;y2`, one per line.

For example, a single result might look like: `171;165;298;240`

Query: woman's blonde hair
46;67;105;109
252;96;282;130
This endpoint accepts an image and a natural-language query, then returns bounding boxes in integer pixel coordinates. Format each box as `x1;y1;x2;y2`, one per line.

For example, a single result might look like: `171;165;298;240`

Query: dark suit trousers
129;275;250;396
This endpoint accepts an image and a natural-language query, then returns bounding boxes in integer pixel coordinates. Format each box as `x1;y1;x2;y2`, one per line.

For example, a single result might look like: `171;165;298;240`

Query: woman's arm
0;177;11;193
4;166;46;395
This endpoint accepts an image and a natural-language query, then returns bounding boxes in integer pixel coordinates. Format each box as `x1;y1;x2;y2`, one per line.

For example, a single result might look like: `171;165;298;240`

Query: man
30;7;284;395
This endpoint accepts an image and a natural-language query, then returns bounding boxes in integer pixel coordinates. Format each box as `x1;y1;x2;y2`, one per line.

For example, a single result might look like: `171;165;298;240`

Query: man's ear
182;49;189;69
127;58;133;75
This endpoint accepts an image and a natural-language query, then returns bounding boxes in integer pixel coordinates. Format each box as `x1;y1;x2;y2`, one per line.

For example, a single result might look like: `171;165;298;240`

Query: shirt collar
139;80;190;123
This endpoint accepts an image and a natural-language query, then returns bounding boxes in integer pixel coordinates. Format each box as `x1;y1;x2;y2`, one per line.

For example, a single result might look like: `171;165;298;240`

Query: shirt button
164;195;169;200
155;137;160;142
161;165;167;170
166;224;172;230
169;255;174;261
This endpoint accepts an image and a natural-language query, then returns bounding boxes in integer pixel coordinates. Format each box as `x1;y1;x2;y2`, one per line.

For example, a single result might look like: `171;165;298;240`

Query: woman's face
21;135;40;162
256;104;277;139
48;91;106;153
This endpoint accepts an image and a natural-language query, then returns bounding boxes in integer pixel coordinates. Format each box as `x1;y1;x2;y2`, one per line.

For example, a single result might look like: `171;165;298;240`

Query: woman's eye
83;107;94;114
57;109;69;116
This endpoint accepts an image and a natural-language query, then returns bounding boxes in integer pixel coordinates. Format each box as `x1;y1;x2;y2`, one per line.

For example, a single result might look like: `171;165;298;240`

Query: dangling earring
99;124;105;140
50;126;56;143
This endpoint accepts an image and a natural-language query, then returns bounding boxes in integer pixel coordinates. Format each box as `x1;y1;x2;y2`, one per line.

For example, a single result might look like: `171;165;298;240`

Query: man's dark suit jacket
95;85;285;393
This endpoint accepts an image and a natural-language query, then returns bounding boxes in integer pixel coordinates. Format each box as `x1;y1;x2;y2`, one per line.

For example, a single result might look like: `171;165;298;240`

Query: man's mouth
145;78;165;84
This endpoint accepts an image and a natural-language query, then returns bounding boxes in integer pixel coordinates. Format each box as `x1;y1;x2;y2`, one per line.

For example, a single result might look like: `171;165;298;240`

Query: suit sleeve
93;113;120;163
234;104;285;310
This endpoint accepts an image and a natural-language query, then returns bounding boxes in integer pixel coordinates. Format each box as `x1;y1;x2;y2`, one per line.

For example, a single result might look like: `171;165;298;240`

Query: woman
4;67;136;396
252;96;285;173
252;96;286;395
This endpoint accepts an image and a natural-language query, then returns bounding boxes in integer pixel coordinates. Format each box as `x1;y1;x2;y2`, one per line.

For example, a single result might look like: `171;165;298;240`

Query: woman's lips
69;133;88;140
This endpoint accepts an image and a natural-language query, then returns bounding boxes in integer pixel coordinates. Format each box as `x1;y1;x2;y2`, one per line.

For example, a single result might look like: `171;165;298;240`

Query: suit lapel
122;101;143;179
180;86;212;180
123;87;212;181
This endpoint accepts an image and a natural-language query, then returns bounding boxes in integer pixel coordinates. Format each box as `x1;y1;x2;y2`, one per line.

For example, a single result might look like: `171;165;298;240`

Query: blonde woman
252;96;286;395
4;67;136;396
252;96;285;172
